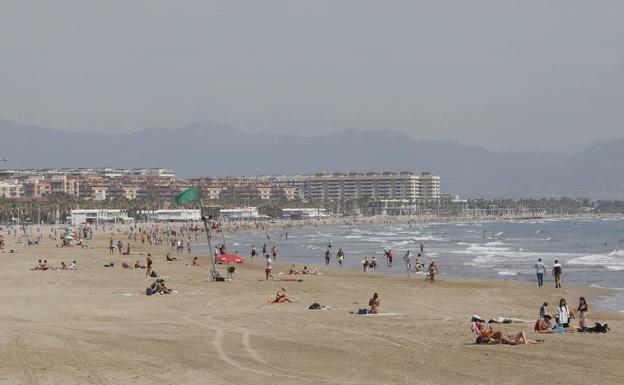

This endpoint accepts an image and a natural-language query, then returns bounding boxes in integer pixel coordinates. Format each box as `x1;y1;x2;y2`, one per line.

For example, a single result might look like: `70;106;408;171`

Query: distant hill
1;119;623;199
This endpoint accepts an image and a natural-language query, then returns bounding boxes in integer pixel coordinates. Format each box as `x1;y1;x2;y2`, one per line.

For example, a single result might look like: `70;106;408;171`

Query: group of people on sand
534;297;593;333
473;295;608;346
32;259;76;271
146;278;175;295
288;264;318;275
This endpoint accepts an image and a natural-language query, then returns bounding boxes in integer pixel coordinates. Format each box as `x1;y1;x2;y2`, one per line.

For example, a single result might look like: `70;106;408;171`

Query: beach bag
357;308;370;315
592;322;610;333
309;303;321;310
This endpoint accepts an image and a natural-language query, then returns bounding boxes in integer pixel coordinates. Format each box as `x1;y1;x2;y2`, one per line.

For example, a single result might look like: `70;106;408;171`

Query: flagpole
177;185;217;280
199;199;217;280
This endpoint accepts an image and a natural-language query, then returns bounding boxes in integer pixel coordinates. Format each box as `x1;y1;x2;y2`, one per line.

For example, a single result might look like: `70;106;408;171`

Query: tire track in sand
12;337;39;385
65;338;111;385
182;313;376;384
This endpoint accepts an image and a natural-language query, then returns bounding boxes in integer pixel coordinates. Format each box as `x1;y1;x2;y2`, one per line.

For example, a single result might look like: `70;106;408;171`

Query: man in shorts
265;255;274;280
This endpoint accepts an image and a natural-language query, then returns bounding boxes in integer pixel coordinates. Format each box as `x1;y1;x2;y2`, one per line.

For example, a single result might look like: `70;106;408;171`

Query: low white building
70;209;134;225
146;209;201;222
219;207;260;222
281;208;328;219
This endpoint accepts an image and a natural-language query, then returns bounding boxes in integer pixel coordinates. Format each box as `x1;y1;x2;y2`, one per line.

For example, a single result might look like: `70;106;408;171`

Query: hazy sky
1;0;623;150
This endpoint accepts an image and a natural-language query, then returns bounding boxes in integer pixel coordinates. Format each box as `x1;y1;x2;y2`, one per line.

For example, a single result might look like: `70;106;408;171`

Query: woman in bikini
577;297;589;329
369;292;380;314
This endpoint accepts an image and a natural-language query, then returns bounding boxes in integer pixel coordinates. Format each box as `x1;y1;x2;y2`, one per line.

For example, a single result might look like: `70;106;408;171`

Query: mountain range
1;119;623;199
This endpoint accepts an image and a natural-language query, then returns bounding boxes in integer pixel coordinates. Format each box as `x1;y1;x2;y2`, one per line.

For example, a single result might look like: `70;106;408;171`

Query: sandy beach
1;230;623;385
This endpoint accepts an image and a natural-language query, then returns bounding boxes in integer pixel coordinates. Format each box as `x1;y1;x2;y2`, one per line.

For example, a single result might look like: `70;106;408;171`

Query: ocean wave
568;251;624;270
497;270;518;276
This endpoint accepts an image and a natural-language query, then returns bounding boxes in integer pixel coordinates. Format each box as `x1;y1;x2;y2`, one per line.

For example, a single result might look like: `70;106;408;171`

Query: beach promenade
0;230;622;385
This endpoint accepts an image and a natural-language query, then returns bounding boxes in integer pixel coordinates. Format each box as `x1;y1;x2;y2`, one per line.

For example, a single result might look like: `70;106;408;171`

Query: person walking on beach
265;255;275;280
534;258;545;288
362;256;369;272
336;248;345;266
324;248;331;265
552;260;563;288
145;253;153;277
262;243;267;256
109;237;114;254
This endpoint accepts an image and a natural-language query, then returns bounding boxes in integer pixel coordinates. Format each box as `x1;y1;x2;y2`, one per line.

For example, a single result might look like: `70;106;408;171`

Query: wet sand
0;230;622;385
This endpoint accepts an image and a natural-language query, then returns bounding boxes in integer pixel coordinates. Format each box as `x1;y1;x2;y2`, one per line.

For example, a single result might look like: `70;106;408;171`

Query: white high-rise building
305;171;440;202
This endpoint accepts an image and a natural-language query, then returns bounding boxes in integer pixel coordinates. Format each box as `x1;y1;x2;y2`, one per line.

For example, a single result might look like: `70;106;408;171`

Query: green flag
176;186;199;205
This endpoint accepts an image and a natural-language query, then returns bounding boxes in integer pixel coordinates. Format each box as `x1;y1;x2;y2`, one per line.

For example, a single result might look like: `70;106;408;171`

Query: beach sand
0;231;622;385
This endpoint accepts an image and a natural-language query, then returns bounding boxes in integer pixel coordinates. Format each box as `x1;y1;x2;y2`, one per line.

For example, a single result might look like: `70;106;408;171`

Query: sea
209;217;624;313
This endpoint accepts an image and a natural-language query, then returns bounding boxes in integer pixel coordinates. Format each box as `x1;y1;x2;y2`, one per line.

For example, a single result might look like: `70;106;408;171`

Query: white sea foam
497;270;518;276
568;251;624;270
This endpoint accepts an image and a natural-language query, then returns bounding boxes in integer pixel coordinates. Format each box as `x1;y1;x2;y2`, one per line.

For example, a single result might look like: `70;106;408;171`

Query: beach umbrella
215;253;245;265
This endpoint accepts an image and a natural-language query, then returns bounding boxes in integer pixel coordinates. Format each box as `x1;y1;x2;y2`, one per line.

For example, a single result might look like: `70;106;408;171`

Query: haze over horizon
2;0;623;152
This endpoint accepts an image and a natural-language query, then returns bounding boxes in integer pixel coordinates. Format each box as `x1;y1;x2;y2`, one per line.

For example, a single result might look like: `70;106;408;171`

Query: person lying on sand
487;317;533;324
477;331;543;345
135;260;146;269
165;253;177;261
122;262;132;269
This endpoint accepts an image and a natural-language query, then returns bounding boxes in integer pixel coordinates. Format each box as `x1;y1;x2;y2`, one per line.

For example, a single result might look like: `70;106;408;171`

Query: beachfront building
281;208;328;220
145;209;201;222
0;180;23;198
218;207;261;222
305;171;441;202
70;209;134;225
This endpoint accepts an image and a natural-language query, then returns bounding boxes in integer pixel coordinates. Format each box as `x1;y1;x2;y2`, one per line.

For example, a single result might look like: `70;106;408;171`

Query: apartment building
0;180;23;198
305;171;440;202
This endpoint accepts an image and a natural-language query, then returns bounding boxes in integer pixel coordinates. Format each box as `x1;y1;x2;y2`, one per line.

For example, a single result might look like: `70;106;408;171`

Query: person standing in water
324;248;331;266
250;244;257;260
403;250;413;276
336;248;345;266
